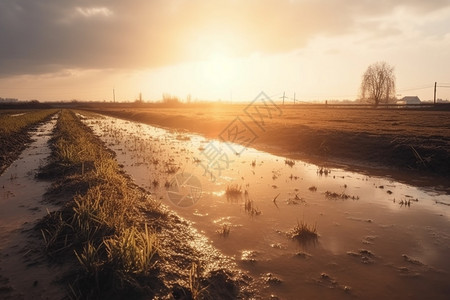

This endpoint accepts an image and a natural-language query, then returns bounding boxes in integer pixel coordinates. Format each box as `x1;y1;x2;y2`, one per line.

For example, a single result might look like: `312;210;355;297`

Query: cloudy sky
0;0;449;102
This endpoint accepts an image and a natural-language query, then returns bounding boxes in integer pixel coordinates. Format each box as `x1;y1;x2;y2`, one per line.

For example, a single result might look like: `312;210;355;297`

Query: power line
397;86;433;92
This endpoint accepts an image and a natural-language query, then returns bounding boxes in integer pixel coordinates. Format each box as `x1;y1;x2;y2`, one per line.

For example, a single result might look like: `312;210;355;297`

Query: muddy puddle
0;114;65;299
81;113;450;299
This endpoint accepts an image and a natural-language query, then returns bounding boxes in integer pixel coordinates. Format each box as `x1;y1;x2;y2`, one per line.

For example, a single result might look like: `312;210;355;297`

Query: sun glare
202;52;235;91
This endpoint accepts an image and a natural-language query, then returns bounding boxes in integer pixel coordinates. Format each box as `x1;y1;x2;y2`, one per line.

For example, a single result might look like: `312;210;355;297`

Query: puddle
82;113;450;299
0;114;65;299
9;113;26;117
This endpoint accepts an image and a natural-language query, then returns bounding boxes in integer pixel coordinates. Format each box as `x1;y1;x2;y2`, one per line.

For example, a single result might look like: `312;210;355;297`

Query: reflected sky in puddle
0;114;63;299
82;113;450;299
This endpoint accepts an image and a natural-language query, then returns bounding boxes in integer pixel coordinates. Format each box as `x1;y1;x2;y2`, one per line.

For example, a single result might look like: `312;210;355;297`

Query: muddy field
84;103;450;190
78;110;450;299
1;107;449;299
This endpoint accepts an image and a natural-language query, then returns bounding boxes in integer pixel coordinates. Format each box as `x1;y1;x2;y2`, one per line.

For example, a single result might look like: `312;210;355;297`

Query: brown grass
289;220;318;242
0;109;58;174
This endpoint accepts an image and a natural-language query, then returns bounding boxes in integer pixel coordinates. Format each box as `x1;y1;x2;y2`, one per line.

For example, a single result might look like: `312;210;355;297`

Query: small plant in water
152;179;159;187
216;224;230;237
289;220;318;241
226;184;242;196
308;186;318;192
285;159;295;167
244;191;261;216
317;167;330;176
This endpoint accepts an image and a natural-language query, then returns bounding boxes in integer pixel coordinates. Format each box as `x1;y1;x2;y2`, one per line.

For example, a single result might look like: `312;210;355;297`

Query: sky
0;0;449;103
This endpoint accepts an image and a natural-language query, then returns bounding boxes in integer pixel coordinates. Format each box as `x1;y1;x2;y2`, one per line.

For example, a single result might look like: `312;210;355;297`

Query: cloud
76;7;113;18
1;0;449;77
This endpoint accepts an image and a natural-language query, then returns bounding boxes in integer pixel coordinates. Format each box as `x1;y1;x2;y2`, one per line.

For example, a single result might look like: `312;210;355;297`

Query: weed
289;220;318;241
188;262;209;300
325;191;359;200
244;191;261;216
308;186;318;192
74;241;102;275
104;224;158;276
285;159;295;167
317;167;330;176
225;184;242;202
165;163;179;174
226;184;242;196
152;179;159;187
216;224;230;237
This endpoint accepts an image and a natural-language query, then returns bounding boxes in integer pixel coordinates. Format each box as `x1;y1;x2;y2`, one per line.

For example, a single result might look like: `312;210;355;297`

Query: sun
202;52;235;91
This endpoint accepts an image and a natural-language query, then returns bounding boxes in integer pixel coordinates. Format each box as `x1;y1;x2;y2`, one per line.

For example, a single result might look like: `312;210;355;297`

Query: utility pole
293;92;296;105
113;88;115;103
281;91;286;105
434;82;437;104
139;92;142;102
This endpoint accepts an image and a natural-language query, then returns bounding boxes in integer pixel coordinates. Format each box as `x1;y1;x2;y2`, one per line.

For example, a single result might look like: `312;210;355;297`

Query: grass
0;109;58;174
0;109;57;135
325;190;360;200
188;262;209;299
308;186;318;192
285;159;295;167
225;184;243;202
244;190;261;216
289;220;318;242
216;224;231;237
225;184;242;196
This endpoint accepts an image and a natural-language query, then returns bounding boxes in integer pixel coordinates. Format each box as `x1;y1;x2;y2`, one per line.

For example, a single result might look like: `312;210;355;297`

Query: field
84;103;450;188
1;105;449;299
0;109;58;174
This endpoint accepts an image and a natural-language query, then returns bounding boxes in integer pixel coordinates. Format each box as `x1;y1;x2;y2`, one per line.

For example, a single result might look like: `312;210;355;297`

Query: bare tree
360;62;396;106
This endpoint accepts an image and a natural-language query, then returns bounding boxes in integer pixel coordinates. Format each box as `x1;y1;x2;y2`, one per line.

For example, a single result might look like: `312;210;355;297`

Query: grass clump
308;186;318;192
289;220;318;242
244;190;261;216
225;184;243;202
325;191;359;200
225;184;242;196
104;224;158;276
216;224;231;237
285;159;295;167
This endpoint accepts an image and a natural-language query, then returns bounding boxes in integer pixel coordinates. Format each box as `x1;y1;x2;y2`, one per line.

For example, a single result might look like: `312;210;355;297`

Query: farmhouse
396;96;421;105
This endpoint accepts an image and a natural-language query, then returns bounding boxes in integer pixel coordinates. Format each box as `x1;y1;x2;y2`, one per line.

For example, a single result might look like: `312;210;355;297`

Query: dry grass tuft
289;220;318;241
285;159;295;167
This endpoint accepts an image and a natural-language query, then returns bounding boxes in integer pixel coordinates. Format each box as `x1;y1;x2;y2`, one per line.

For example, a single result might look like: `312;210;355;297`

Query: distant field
0;109;57;174
83;104;450;182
